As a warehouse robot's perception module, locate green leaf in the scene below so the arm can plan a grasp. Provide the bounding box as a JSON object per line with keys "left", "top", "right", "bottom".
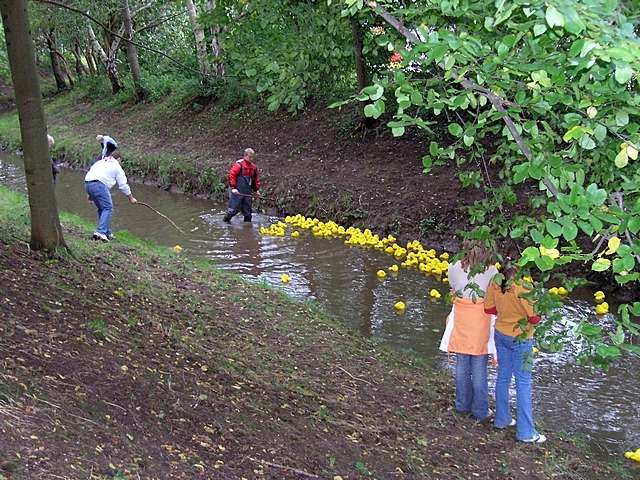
{"left": 592, "top": 258, "right": 611, "bottom": 272}
{"left": 596, "top": 344, "right": 620, "bottom": 360}
{"left": 533, "top": 24, "right": 547, "bottom": 37}
{"left": 545, "top": 6, "right": 565, "bottom": 28}
{"left": 392, "top": 126, "right": 405, "bottom": 137}
{"left": 593, "top": 124, "right": 607, "bottom": 142}
{"left": 363, "top": 104, "right": 378, "bottom": 118}
{"left": 579, "top": 135, "right": 596, "bottom": 150}
{"left": 535, "top": 255, "right": 555, "bottom": 272}
{"left": 448, "top": 123, "right": 464, "bottom": 137}
{"left": 562, "top": 222, "right": 578, "bottom": 242}
{"left": 422, "top": 155, "right": 433, "bottom": 173}
{"left": 463, "top": 135, "right": 474, "bottom": 146}
{"left": 614, "top": 63, "right": 634, "bottom": 84}
{"left": 545, "top": 220, "right": 562, "bottom": 238}
{"left": 560, "top": 6, "right": 585, "bottom": 34}
{"left": 521, "top": 246, "right": 540, "bottom": 261}
{"left": 615, "top": 111, "right": 629, "bottom": 127}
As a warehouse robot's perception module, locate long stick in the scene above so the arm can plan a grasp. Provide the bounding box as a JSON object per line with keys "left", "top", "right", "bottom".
{"left": 136, "top": 202, "right": 186, "bottom": 235}
{"left": 233, "top": 191, "right": 278, "bottom": 203}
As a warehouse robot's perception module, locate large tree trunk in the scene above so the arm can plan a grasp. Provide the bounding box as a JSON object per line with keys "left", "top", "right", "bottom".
{"left": 0, "top": 0, "right": 66, "bottom": 251}
{"left": 123, "top": 0, "right": 145, "bottom": 101}
{"left": 45, "top": 29, "right": 67, "bottom": 91}
{"left": 206, "top": 0, "right": 224, "bottom": 76}
{"left": 351, "top": 19, "right": 370, "bottom": 123}
{"left": 88, "top": 24, "right": 122, "bottom": 93}
{"left": 186, "top": 0, "right": 210, "bottom": 76}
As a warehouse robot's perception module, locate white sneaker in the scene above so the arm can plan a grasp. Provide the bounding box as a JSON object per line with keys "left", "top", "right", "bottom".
{"left": 92, "top": 232, "right": 109, "bottom": 242}
{"left": 521, "top": 433, "right": 546, "bottom": 444}
{"left": 495, "top": 418, "right": 516, "bottom": 429}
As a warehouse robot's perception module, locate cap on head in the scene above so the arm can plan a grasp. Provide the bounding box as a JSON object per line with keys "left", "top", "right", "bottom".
{"left": 96, "top": 134, "right": 104, "bottom": 142}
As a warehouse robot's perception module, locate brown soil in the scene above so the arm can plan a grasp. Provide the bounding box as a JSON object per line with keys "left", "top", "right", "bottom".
{"left": 0, "top": 218, "right": 626, "bottom": 479}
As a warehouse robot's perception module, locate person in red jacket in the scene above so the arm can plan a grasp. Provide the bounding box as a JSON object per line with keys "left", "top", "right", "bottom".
{"left": 223, "top": 148, "right": 260, "bottom": 223}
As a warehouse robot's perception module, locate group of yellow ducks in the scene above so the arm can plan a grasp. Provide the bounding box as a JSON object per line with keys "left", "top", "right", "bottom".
{"left": 261, "top": 215, "right": 452, "bottom": 307}
{"left": 261, "top": 215, "right": 613, "bottom": 318}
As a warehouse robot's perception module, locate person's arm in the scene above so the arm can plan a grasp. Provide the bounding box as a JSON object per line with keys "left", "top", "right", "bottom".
{"left": 228, "top": 162, "right": 240, "bottom": 193}
{"left": 484, "top": 282, "right": 497, "bottom": 315}
{"left": 115, "top": 165, "right": 136, "bottom": 203}
{"left": 517, "top": 285, "right": 540, "bottom": 324}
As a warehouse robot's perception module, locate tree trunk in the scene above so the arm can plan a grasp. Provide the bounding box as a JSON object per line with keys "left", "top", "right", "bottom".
{"left": 85, "top": 43, "right": 97, "bottom": 75}
{"left": 206, "top": 0, "right": 224, "bottom": 76}
{"left": 351, "top": 19, "right": 369, "bottom": 120}
{"left": 45, "top": 29, "right": 67, "bottom": 91}
{"left": 88, "top": 24, "right": 122, "bottom": 93}
{"left": 73, "top": 40, "right": 88, "bottom": 77}
{"left": 123, "top": 0, "right": 145, "bottom": 101}
{"left": 0, "top": 0, "right": 66, "bottom": 251}
{"left": 186, "top": 0, "right": 210, "bottom": 76}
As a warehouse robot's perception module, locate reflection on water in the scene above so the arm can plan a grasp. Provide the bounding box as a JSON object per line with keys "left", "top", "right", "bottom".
{"left": 1, "top": 152, "right": 638, "bottom": 457}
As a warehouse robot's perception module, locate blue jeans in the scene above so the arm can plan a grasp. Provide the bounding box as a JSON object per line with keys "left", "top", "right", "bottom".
{"left": 455, "top": 353, "right": 489, "bottom": 420}
{"left": 494, "top": 330, "right": 537, "bottom": 440}
{"left": 85, "top": 181, "right": 113, "bottom": 236}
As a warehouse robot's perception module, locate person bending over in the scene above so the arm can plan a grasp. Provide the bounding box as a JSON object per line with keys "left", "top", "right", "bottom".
{"left": 84, "top": 151, "right": 137, "bottom": 242}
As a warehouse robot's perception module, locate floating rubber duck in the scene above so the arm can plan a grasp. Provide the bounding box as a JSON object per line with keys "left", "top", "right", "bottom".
{"left": 389, "top": 264, "right": 399, "bottom": 273}
{"left": 548, "top": 287, "right": 559, "bottom": 296}
{"left": 593, "top": 290, "right": 605, "bottom": 303}
{"left": 624, "top": 448, "right": 640, "bottom": 463}
{"left": 532, "top": 346, "right": 540, "bottom": 355}
{"left": 280, "top": 274, "right": 290, "bottom": 284}
{"left": 394, "top": 301, "right": 406, "bottom": 313}
{"left": 557, "top": 286, "right": 568, "bottom": 297}
{"left": 595, "top": 302, "right": 609, "bottom": 315}
{"left": 376, "top": 270, "right": 387, "bottom": 280}
{"left": 429, "top": 289, "right": 441, "bottom": 299}
{"left": 291, "top": 231, "right": 300, "bottom": 238}
{"left": 173, "top": 245, "right": 183, "bottom": 253}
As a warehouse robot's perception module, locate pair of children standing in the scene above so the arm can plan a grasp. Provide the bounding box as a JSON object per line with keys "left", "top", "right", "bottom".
{"left": 440, "top": 242, "right": 546, "bottom": 444}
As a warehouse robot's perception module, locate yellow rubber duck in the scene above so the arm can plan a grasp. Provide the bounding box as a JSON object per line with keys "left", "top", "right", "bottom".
{"left": 429, "top": 289, "right": 441, "bottom": 299}
{"left": 173, "top": 245, "right": 183, "bottom": 253}
{"left": 624, "top": 448, "right": 640, "bottom": 463}
{"left": 593, "top": 291, "right": 605, "bottom": 303}
{"left": 549, "top": 287, "right": 559, "bottom": 296}
{"left": 376, "top": 270, "right": 387, "bottom": 280}
{"left": 280, "top": 274, "right": 290, "bottom": 284}
{"left": 291, "top": 231, "right": 300, "bottom": 238}
{"left": 595, "top": 302, "right": 609, "bottom": 315}
{"left": 394, "top": 301, "right": 406, "bottom": 313}
{"left": 532, "top": 346, "right": 540, "bottom": 355}
{"left": 557, "top": 286, "right": 568, "bottom": 297}
{"left": 389, "top": 264, "right": 399, "bottom": 273}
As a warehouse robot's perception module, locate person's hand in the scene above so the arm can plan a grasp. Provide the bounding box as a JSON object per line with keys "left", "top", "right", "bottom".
{"left": 231, "top": 188, "right": 239, "bottom": 195}
{"left": 129, "top": 196, "right": 137, "bottom": 204}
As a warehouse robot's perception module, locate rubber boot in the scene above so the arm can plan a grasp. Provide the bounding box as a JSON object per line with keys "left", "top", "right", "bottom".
{"left": 223, "top": 213, "right": 232, "bottom": 223}
{"left": 243, "top": 215, "right": 252, "bottom": 222}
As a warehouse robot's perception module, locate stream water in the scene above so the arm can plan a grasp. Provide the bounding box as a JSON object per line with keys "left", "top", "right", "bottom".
{"left": 1, "top": 152, "right": 638, "bottom": 458}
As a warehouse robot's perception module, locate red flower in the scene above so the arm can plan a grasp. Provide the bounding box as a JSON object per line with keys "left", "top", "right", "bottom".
{"left": 389, "top": 52, "right": 403, "bottom": 63}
